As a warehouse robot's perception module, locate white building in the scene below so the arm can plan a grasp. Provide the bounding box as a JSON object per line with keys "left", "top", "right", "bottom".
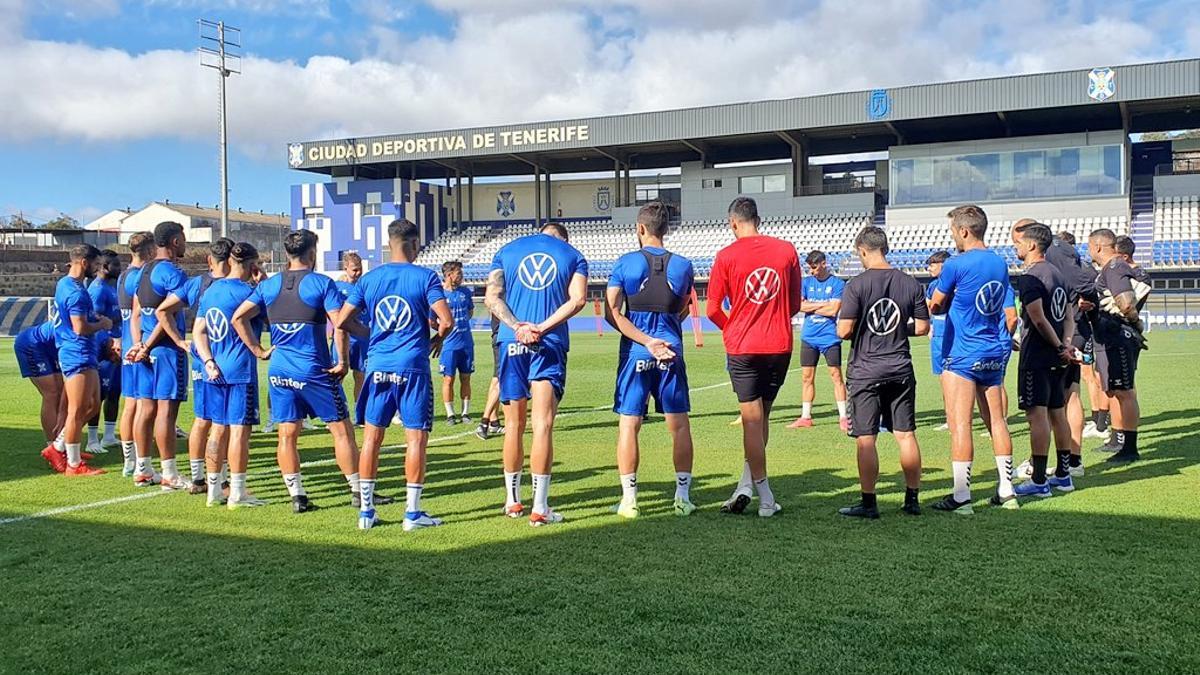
{"left": 84, "top": 201, "right": 289, "bottom": 260}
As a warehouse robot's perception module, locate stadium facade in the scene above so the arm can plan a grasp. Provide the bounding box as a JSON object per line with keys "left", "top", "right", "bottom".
{"left": 286, "top": 58, "right": 1200, "bottom": 284}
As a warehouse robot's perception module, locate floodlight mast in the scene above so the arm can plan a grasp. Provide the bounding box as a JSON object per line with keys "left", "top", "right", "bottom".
{"left": 198, "top": 19, "right": 241, "bottom": 240}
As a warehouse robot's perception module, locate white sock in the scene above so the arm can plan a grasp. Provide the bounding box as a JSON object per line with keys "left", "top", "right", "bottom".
{"left": 532, "top": 473, "right": 551, "bottom": 515}
{"left": 405, "top": 483, "right": 423, "bottom": 514}
{"left": 460, "top": 398, "right": 470, "bottom": 416}
{"left": 283, "top": 472, "right": 306, "bottom": 497}
{"left": 87, "top": 426, "right": 99, "bottom": 445}
{"left": 54, "top": 430, "right": 65, "bottom": 453}
{"left": 66, "top": 442, "right": 82, "bottom": 467}
{"left": 121, "top": 441, "right": 136, "bottom": 464}
{"left": 136, "top": 455, "right": 152, "bottom": 475}
{"left": 735, "top": 461, "right": 752, "bottom": 494}
{"left": 161, "top": 458, "right": 178, "bottom": 479}
{"left": 103, "top": 422, "right": 116, "bottom": 440}
{"left": 504, "top": 471, "right": 522, "bottom": 507}
{"left": 754, "top": 476, "right": 775, "bottom": 507}
{"left": 345, "top": 472, "right": 361, "bottom": 495}
{"left": 230, "top": 472, "right": 247, "bottom": 501}
{"left": 206, "top": 472, "right": 222, "bottom": 502}
{"left": 801, "top": 402, "right": 813, "bottom": 419}
{"left": 444, "top": 401, "right": 455, "bottom": 417}
{"left": 360, "top": 478, "right": 375, "bottom": 511}
{"left": 995, "top": 455, "right": 1015, "bottom": 498}
{"left": 619, "top": 472, "right": 638, "bottom": 505}
{"left": 836, "top": 400, "right": 847, "bottom": 418}
{"left": 190, "top": 459, "right": 205, "bottom": 484}
{"left": 952, "top": 460, "right": 972, "bottom": 502}
{"left": 675, "top": 472, "right": 692, "bottom": 501}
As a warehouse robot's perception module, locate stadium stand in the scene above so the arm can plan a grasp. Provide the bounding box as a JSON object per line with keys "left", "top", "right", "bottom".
{"left": 1152, "top": 195, "right": 1200, "bottom": 266}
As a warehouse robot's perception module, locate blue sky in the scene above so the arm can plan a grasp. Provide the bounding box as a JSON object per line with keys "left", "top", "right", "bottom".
{"left": 1, "top": 0, "right": 1196, "bottom": 226}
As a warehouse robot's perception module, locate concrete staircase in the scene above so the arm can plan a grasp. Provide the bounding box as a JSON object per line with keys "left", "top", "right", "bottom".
{"left": 1129, "top": 180, "right": 1155, "bottom": 267}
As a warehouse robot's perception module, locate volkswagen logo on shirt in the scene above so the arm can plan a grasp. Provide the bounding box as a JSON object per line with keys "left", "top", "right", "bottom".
{"left": 975, "top": 280, "right": 1006, "bottom": 316}
{"left": 120, "top": 308, "right": 132, "bottom": 322}
{"left": 1051, "top": 287, "right": 1068, "bottom": 323}
{"left": 205, "top": 308, "right": 230, "bottom": 342}
{"left": 866, "top": 298, "right": 901, "bottom": 336}
{"left": 141, "top": 307, "right": 154, "bottom": 316}
{"left": 374, "top": 295, "right": 413, "bottom": 332}
{"left": 274, "top": 322, "right": 306, "bottom": 335}
{"left": 745, "top": 267, "right": 781, "bottom": 305}
{"left": 517, "top": 253, "right": 557, "bottom": 291}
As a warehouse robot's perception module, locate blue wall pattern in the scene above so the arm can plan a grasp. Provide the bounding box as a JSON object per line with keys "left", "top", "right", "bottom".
{"left": 0, "top": 298, "right": 48, "bottom": 336}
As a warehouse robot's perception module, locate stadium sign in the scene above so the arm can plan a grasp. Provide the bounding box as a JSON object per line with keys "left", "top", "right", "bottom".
{"left": 1088, "top": 67, "right": 1116, "bottom": 102}
{"left": 292, "top": 124, "right": 591, "bottom": 166}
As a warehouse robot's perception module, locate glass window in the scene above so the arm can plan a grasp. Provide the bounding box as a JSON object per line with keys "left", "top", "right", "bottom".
{"left": 302, "top": 207, "right": 323, "bottom": 218}
{"left": 739, "top": 176, "right": 763, "bottom": 194}
{"left": 363, "top": 203, "right": 382, "bottom": 216}
{"left": 763, "top": 174, "right": 786, "bottom": 193}
{"left": 701, "top": 178, "right": 723, "bottom": 189}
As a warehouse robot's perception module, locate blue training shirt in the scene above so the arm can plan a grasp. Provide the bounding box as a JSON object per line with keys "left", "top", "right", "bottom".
{"left": 346, "top": 262, "right": 446, "bottom": 373}
{"left": 119, "top": 266, "right": 143, "bottom": 355}
{"left": 490, "top": 233, "right": 588, "bottom": 350}
{"left": 88, "top": 278, "right": 120, "bottom": 358}
{"left": 250, "top": 271, "right": 343, "bottom": 379}
{"left": 800, "top": 273, "right": 845, "bottom": 350}
{"left": 335, "top": 280, "right": 369, "bottom": 344}
{"left": 441, "top": 285, "right": 475, "bottom": 352}
{"left": 607, "top": 246, "right": 694, "bottom": 357}
{"left": 198, "top": 278, "right": 262, "bottom": 385}
{"left": 926, "top": 282, "right": 945, "bottom": 353}
{"left": 53, "top": 276, "right": 97, "bottom": 365}
{"left": 139, "top": 259, "right": 189, "bottom": 343}
{"left": 935, "top": 248, "right": 1012, "bottom": 361}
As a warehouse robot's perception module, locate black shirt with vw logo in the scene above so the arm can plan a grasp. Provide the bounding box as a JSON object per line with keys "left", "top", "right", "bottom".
{"left": 1016, "top": 260, "right": 1069, "bottom": 369}
{"left": 840, "top": 268, "right": 928, "bottom": 382}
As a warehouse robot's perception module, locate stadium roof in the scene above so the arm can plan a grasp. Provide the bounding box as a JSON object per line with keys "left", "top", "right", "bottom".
{"left": 288, "top": 58, "right": 1200, "bottom": 180}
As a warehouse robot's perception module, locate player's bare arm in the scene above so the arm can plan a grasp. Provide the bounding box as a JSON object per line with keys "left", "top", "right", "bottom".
{"left": 430, "top": 298, "right": 453, "bottom": 358}
{"left": 155, "top": 293, "right": 189, "bottom": 351}
{"left": 484, "top": 268, "right": 519, "bottom": 329}
{"left": 71, "top": 312, "right": 111, "bottom": 337}
{"left": 605, "top": 286, "right": 674, "bottom": 361}
{"left": 191, "top": 315, "right": 221, "bottom": 381}
{"left": 835, "top": 317, "right": 856, "bottom": 340}
{"left": 534, "top": 272, "right": 588, "bottom": 336}
{"left": 928, "top": 289, "right": 949, "bottom": 314}
{"left": 232, "top": 299, "right": 272, "bottom": 360}
{"left": 1024, "top": 297, "right": 1069, "bottom": 363}
{"left": 334, "top": 302, "right": 369, "bottom": 339}
{"left": 326, "top": 308, "right": 349, "bottom": 378}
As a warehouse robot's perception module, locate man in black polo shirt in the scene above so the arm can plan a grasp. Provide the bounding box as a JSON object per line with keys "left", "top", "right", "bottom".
{"left": 836, "top": 226, "right": 928, "bottom": 519}
{"left": 1010, "top": 225, "right": 1077, "bottom": 498}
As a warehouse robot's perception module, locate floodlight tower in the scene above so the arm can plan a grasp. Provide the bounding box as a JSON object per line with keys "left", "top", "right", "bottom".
{"left": 198, "top": 19, "right": 242, "bottom": 240}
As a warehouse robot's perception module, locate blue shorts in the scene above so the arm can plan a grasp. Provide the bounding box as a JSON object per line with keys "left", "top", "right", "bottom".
{"left": 206, "top": 381, "right": 260, "bottom": 426}
{"left": 497, "top": 341, "right": 567, "bottom": 403}
{"left": 357, "top": 370, "right": 433, "bottom": 430}
{"left": 99, "top": 360, "right": 120, "bottom": 397}
{"left": 438, "top": 346, "right": 475, "bottom": 377}
{"left": 930, "top": 340, "right": 946, "bottom": 376}
{"left": 192, "top": 370, "right": 211, "bottom": 420}
{"left": 332, "top": 338, "right": 367, "bottom": 372}
{"left": 944, "top": 352, "right": 1009, "bottom": 388}
{"left": 144, "top": 346, "right": 188, "bottom": 401}
{"left": 15, "top": 335, "right": 59, "bottom": 379}
{"left": 268, "top": 373, "right": 348, "bottom": 424}
{"left": 128, "top": 361, "right": 153, "bottom": 398}
{"left": 613, "top": 353, "right": 690, "bottom": 416}
{"left": 61, "top": 355, "right": 99, "bottom": 379}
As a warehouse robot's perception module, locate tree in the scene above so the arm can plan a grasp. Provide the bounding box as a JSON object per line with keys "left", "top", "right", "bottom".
{"left": 4, "top": 214, "right": 34, "bottom": 229}
{"left": 43, "top": 214, "right": 80, "bottom": 230}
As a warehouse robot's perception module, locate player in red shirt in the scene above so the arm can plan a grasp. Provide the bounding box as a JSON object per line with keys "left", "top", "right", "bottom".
{"left": 706, "top": 197, "right": 802, "bottom": 517}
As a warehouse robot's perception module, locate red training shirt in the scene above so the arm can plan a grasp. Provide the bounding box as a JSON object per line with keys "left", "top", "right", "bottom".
{"left": 706, "top": 234, "right": 802, "bottom": 355}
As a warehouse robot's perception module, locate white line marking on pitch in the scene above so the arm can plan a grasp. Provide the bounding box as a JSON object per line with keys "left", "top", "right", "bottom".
{"left": 0, "top": 492, "right": 163, "bottom": 526}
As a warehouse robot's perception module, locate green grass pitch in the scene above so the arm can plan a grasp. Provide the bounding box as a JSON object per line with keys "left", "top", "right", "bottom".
{"left": 1, "top": 332, "right": 1198, "bottom": 673}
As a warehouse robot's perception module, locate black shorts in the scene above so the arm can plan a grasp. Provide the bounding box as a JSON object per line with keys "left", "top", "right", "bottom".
{"left": 1017, "top": 367, "right": 1067, "bottom": 410}
{"left": 799, "top": 341, "right": 842, "bottom": 368}
{"left": 727, "top": 353, "right": 792, "bottom": 404}
{"left": 492, "top": 342, "right": 500, "bottom": 378}
{"left": 847, "top": 376, "right": 916, "bottom": 437}
{"left": 1065, "top": 362, "right": 1081, "bottom": 387}
{"left": 1097, "top": 340, "right": 1139, "bottom": 392}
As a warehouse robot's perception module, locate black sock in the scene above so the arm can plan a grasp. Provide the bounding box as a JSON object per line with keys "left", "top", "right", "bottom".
{"left": 1098, "top": 411, "right": 1110, "bottom": 432}
{"left": 1122, "top": 429, "right": 1138, "bottom": 454}
{"left": 1032, "top": 454, "right": 1049, "bottom": 483}
{"left": 1055, "top": 450, "right": 1071, "bottom": 478}
{"left": 1069, "top": 452, "right": 1083, "bottom": 467}
{"left": 861, "top": 492, "right": 877, "bottom": 509}
{"left": 904, "top": 487, "right": 919, "bottom": 505}
{"left": 1091, "top": 410, "right": 1101, "bottom": 426}
{"left": 1113, "top": 429, "right": 1126, "bottom": 447}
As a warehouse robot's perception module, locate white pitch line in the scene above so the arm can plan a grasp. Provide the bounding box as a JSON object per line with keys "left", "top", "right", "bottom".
{"left": 1, "top": 371, "right": 750, "bottom": 526}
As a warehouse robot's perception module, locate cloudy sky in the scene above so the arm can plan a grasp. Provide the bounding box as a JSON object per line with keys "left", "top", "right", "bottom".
{"left": 1, "top": 0, "right": 1197, "bottom": 225}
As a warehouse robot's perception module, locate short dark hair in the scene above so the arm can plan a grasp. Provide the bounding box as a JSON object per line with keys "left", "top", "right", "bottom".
{"left": 99, "top": 249, "right": 121, "bottom": 270}
{"left": 947, "top": 204, "right": 988, "bottom": 239}
{"left": 70, "top": 243, "right": 101, "bottom": 262}
{"left": 854, "top": 226, "right": 889, "bottom": 255}
{"left": 387, "top": 218, "right": 420, "bottom": 243}
{"left": 1056, "top": 231, "right": 1077, "bottom": 246}
{"left": 1088, "top": 228, "right": 1117, "bottom": 247}
{"left": 231, "top": 242, "right": 259, "bottom": 262}
{"left": 153, "top": 220, "right": 184, "bottom": 247}
{"left": 805, "top": 250, "right": 827, "bottom": 266}
{"left": 541, "top": 222, "right": 569, "bottom": 241}
{"left": 283, "top": 229, "right": 318, "bottom": 259}
{"left": 209, "top": 237, "right": 234, "bottom": 262}
{"left": 1115, "top": 235, "right": 1136, "bottom": 257}
{"left": 442, "top": 260, "right": 463, "bottom": 274}
{"left": 128, "top": 231, "right": 155, "bottom": 257}
{"left": 728, "top": 197, "right": 759, "bottom": 224}
{"left": 926, "top": 250, "right": 951, "bottom": 265}
{"left": 637, "top": 201, "right": 671, "bottom": 238}
{"left": 1021, "top": 224, "right": 1054, "bottom": 253}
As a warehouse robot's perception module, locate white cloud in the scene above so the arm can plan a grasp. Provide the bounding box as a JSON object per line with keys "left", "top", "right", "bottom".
{"left": 0, "top": 0, "right": 1196, "bottom": 162}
